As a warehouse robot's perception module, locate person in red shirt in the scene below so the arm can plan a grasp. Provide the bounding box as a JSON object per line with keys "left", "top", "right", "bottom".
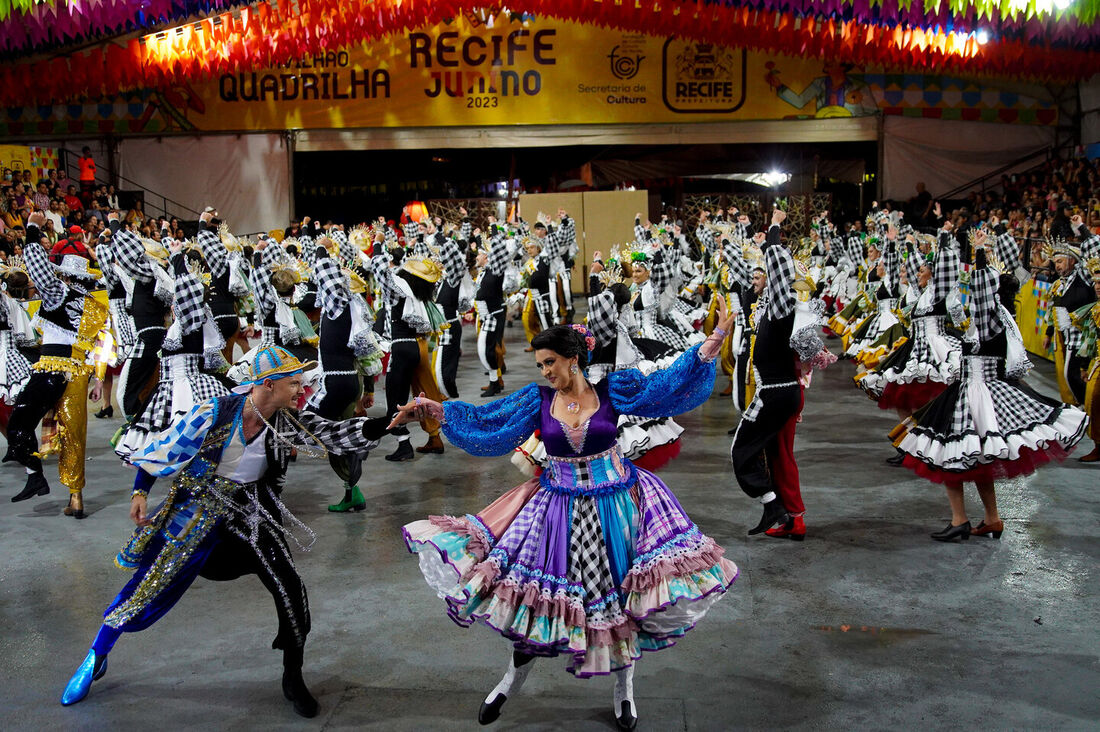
{"left": 77, "top": 146, "right": 96, "bottom": 202}
{"left": 63, "top": 185, "right": 83, "bottom": 214}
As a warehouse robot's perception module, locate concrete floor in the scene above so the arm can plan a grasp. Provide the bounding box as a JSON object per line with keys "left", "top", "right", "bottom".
{"left": 1, "top": 320, "right": 1098, "bottom": 731}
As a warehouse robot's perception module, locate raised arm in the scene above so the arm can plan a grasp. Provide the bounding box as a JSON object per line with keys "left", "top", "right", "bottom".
{"left": 169, "top": 246, "right": 205, "bottom": 335}
{"left": 932, "top": 228, "right": 961, "bottom": 305}
{"left": 969, "top": 243, "right": 1003, "bottom": 342}
{"left": 22, "top": 222, "right": 66, "bottom": 310}
{"left": 311, "top": 244, "right": 350, "bottom": 321}
{"left": 110, "top": 219, "right": 154, "bottom": 282}
{"left": 196, "top": 211, "right": 228, "bottom": 278}
{"left": 762, "top": 213, "right": 796, "bottom": 321}
{"left": 607, "top": 343, "right": 717, "bottom": 418}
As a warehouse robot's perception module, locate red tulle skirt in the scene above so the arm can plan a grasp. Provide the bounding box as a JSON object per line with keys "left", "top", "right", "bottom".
{"left": 879, "top": 381, "right": 947, "bottom": 414}
{"left": 901, "top": 443, "right": 1072, "bottom": 485}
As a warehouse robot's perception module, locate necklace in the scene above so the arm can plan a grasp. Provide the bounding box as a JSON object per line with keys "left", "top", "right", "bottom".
{"left": 566, "top": 400, "right": 580, "bottom": 415}
{"left": 246, "top": 396, "right": 328, "bottom": 460}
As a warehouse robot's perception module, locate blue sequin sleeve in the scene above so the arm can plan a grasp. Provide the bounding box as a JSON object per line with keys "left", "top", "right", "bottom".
{"left": 607, "top": 344, "right": 716, "bottom": 418}
{"left": 441, "top": 383, "right": 542, "bottom": 457}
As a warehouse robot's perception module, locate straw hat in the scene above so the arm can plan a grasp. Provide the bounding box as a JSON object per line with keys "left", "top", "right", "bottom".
{"left": 401, "top": 256, "right": 443, "bottom": 283}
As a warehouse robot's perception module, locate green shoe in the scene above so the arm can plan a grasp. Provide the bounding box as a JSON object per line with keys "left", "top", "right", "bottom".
{"left": 328, "top": 485, "right": 366, "bottom": 513}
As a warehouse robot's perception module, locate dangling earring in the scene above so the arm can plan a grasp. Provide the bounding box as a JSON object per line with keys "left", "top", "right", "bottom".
{"left": 570, "top": 364, "right": 577, "bottom": 376}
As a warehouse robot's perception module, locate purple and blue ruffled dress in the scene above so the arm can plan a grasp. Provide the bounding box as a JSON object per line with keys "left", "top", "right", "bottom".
{"left": 403, "top": 344, "right": 738, "bottom": 677}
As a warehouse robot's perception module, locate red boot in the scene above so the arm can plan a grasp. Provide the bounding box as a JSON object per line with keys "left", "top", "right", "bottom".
{"left": 765, "top": 515, "right": 806, "bottom": 541}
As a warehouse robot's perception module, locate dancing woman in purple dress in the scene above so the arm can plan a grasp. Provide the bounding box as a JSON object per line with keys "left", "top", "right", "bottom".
{"left": 393, "top": 301, "right": 737, "bottom": 730}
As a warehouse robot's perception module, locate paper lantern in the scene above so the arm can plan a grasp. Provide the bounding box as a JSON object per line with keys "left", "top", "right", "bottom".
{"left": 403, "top": 201, "right": 430, "bottom": 224}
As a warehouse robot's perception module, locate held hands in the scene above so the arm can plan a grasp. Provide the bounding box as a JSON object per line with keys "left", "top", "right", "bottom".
{"left": 753, "top": 232, "right": 766, "bottom": 245}
{"left": 388, "top": 392, "right": 440, "bottom": 428}
{"left": 359, "top": 391, "right": 375, "bottom": 411}
{"left": 130, "top": 495, "right": 152, "bottom": 527}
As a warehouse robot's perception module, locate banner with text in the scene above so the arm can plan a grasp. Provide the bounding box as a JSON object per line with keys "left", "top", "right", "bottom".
{"left": 0, "top": 15, "right": 1057, "bottom": 136}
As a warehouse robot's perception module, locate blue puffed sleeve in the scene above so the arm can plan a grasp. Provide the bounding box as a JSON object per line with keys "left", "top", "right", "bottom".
{"left": 441, "top": 383, "right": 541, "bottom": 457}
{"left": 607, "top": 343, "right": 716, "bottom": 419}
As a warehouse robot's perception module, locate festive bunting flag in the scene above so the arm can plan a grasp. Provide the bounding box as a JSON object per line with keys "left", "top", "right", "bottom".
{"left": 0, "top": 0, "right": 1098, "bottom": 108}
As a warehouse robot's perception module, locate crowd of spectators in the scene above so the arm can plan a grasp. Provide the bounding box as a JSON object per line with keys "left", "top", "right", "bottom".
{"left": 0, "top": 153, "right": 176, "bottom": 262}
{"left": 889, "top": 153, "right": 1100, "bottom": 280}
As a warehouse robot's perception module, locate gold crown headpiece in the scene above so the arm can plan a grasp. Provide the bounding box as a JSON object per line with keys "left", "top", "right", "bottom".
{"left": 344, "top": 267, "right": 369, "bottom": 294}
{"left": 1085, "top": 256, "right": 1100, "bottom": 280}
{"left": 743, "top": 242, "right": 765, "bottom": 271}
{"left": 218, "top": 222, "right": 244, "bottom": 253}
{"left": 269, "top": 259, "right": 302, "bottom": 285}
{"left": 349, "top": 225, "right": 374, "bottom": 252}
{"left": 0, "top": 256, "right": 28, "bottom": 277}
{"left": 968, "top": 230, "right": 1008, "bottom": 275}
{"left": 142, "top": 238, "right": 170, "bottom": 264}
{"left": 793, "top": 257, "right": 816, "bottom": 295}
{"left": 1042, "top": 237, "right": 1082, "bottom": 261}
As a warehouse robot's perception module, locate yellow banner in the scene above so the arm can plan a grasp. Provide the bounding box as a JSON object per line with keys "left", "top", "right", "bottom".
{"left": 182, "top": 16, "right": 884, "bottom": 131}
{"left": 0, "top": 144, "right": 34, "bottom": 175}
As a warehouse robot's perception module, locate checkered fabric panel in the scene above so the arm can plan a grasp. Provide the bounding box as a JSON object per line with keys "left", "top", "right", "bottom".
{"left": 586, "top": 290, "right": 619, "bottom": 347}
{"left": 438, "top": 238, "right": 467, "bottom": 288}
{"left": 969, "top": 263, "right": 1002, "bottom": 342}
{"left": 567, "top": 498, "right": 617, "bottom": 608}
{"left": 130, "top": 400, "right": 217, "bottom": 476}
{"left": 763, "top": 225, "right": 796, "bottom": 322}
{"left": 112, "top": 226, "right": 155, "bottom": 283}
{"left": 196, "top": 228, "right": 228, "bottom": 279}
{"left": 312, "top": 255, "right": 350, "bottom": 321}
{"left": 22, "top": 234, "right": 66, "bottom": 311}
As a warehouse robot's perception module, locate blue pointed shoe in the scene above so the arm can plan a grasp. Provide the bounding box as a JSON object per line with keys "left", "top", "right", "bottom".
{"left": 61, "top": 650, "right": 108, "bottom": 706}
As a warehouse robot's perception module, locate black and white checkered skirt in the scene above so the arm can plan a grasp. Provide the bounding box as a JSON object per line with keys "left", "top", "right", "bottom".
{"left": 895, "top": 355, "right": 1088, "bottom": 480}
{"left": 117, "top": 353, "right": 228, "bottom": 459}
{"left": 0, "top": 330, "right": 31, "bottom": 403}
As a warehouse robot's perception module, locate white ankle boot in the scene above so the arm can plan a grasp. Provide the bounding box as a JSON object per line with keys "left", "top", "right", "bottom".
{"left": 478, "top": 653, "right": 534, "bottom": 725}
{"left": 614, "top": 666, "right": 638, "bottom": 730}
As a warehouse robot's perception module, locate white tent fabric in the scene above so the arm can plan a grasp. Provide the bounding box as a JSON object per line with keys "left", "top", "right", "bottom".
{"left": 883, "top": 116, "right": 1054, "bottom": 201}
{"left": 119, "top": 133, "right": 289, "bottom": 234}
{"left": 297, "top": 116, "right": 879, "bottom": 151}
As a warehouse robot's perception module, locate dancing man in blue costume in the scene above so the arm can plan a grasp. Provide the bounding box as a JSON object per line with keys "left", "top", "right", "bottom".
{"left": 60, "top": 347, "right": 389, "bottom": 718}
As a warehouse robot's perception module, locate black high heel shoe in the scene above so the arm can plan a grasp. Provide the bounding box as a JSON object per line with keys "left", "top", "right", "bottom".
{"left": 94, "top": 405, "right": 113, "bottom": 419}
{"left": 930, "top": 521, "right": 971, "bottom": 542}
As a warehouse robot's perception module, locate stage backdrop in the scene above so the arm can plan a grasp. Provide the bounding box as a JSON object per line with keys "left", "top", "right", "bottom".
{"left": 0, "top": 15, "right": 1057, "bottom": 136}
{"left": 118, "top": 134, "right": 289, "bottom": 234}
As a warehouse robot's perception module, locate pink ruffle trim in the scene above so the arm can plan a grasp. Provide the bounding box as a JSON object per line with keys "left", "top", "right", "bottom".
{"left": 427, "top": 514, "right": 492, "bottom": 560}
{"left": 621, "top": 537, "right": 729, "bottom": 594}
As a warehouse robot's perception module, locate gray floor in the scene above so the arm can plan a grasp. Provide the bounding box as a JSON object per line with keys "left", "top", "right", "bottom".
{"left": 1, "top": 320, "right": 1098, "bottom": 731}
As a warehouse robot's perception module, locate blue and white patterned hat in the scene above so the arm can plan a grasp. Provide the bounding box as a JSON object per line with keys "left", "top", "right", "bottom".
{"left": 231, "top": 345, "right": 317, "bottom": 394}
